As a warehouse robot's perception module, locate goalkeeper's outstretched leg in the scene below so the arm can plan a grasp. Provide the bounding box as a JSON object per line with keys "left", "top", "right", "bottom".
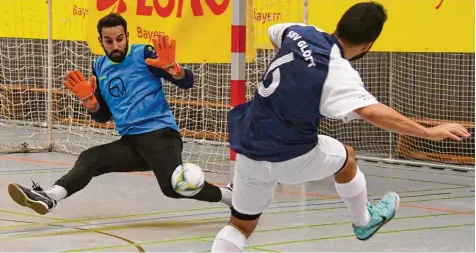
{"left": 8, "top": 137, "right": 146, "bottom": 215}
{"left": 7, "top": 128, "right": 232, "bottom": 215}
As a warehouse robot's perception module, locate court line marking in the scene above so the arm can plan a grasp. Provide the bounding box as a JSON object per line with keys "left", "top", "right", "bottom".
{"left": 0, "top": 155, "right": 473, "bottom": 187}
{"left": 247, "top": 246, "right": 280, "bottom": 252}
{"left": 191, "top": 209, "right": 476, "bottom": 253}
{"left": 0, "top": 156, "right": 73, "bottom": 167}
{"left": 3, "top": 157, "right": 471, "bottom": 178}
{"left": 0, "top": 156, "right": 473, "bottom": 233}
{"left": 359, "top": 161, "right": 475, "bottom": 176}
{"left": 0, "top": 195, "right": 472, "bottom": 242}
{"left": 1, "top": 169, "right": 472, "bottom": 222}
{"left": 0, "top": 185, "right": 469, "bottom": 231}
{"left": 0, "top": 156, "right": 472, "bottom": 252}
{"left": 0, "top": 192, "right": 472, "bottom": 238}
{"left": 0, "top": 218, "right": 145, "bottom": 253}
{"left": 363, "top": 173, "right": 473, "bottom": 187}
{"left": 0, "top": 192, "right": 472, "bottom": 246}
{"left": 3, "top": 163, "right": 472, "bottom": 215}
{"left": 248, "top": 223, "right": 475, "bottom": 250}
{"left": 0, "top": 167, "right": 70, "bottom": 175}
{"left": 0, "top": 192, "right": 472, "bottom": 235}
{"left": 2, "top": 154, "right": 473, "bottom": 177}
{"left": 56, "top": 213, "right": 471, "bottom": 252}
{"left": 272, "top": 189, "right": 475, "bottom": 215}
{"left": 66, "top": 213, "right": 462, "bottom": 251}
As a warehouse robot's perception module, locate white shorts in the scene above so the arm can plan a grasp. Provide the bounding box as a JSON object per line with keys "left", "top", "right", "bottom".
{"left": 232, "top": 135, "right": 347, "bottom": 216}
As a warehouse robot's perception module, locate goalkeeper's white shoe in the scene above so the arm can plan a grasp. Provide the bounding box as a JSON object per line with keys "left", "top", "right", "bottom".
{"left": 220, "top": 183, "right": 233, "bottom": 207}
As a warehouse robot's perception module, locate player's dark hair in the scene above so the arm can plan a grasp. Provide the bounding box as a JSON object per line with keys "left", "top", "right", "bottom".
{"left": 97, "top": 13, "right": 128, "bottom": 37}
{"left": 335, "top": 1, "right": 387, "bottom": 45}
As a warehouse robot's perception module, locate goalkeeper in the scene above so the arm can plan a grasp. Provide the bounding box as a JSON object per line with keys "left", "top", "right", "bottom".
{"left": 7, "top": 13, "right": 233, "bottom": 215}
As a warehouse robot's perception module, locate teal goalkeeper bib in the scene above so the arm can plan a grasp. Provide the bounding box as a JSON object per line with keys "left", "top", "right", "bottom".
{"left": 93, "top": 44, "right": 179, "bottom": 136}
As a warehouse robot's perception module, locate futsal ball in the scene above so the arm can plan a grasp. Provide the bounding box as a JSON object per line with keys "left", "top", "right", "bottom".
{"left": 171, "top": 163, "right": 205, "bottom": 197}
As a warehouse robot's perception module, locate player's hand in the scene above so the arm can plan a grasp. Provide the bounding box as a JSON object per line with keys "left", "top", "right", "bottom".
{"left": 425, "top": 123, "right": 471, "bottom": 141}
{"left": 145, "top": 35, "right": 182, "bottom": 76}
{"left": 64, "top": 70, "right": 98, "bottom": 110}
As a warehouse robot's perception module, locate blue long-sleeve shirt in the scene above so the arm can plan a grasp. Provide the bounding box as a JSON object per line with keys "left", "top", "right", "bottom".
{"left": 88, "top": 44, "right": 194, "bottom": 135}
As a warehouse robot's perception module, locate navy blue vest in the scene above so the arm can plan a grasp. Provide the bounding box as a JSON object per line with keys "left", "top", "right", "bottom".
{"left": 228, "top": 25, "right": 341, "bottom": 162}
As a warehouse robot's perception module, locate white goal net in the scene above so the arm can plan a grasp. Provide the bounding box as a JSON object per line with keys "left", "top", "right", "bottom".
{"left": 0, "top": 0, "right": 474, "bottom": 172}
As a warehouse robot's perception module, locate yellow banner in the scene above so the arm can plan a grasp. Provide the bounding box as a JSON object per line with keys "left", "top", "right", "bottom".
{"left": 307, "top": 0, "right": 475, "bottom": 53}
{"left": 251, "top": 0, "right": 305, "bottom": 49}
{"left": 0, "top": 0, "right": 473, "bottom": 59}
{"left": 86, "top": 0, "right": 234, "bottom": 63}
{"left": 0, "top": 0, "right": 245, "bottom": 63}
{"left": 0, "top": 0, "right": 89, "bottom": 41}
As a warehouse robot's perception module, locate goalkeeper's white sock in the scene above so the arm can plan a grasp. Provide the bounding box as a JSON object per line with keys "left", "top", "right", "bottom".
{"left": 211, "top": 225, "right": 246, "bottom": 252}
{"left": 44, "top": 185, "right": 67, "bottom": 202}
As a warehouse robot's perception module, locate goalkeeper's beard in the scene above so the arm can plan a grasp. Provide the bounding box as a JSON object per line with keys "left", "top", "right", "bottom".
{"left": 104, "top": 42, "right": 129, "bottom": 63}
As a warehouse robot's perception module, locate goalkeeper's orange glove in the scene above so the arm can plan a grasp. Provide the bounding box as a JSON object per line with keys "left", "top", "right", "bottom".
{"left": 145, "top": 35, "right": 183, "bottom": 77}
{"left": 64, "top": 70, "right": 98, "bottom": 111}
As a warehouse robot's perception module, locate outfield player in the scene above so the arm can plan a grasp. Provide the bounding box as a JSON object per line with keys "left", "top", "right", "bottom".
{"left": 7, "top": 13, "right": 233, "bottom": 215}
{"left": 210, "top": 2, "right": 470, "bottom": 251}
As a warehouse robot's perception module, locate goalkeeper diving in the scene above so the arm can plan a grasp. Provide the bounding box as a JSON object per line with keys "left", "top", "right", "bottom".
{"left": 7, "top": 13, "right": 233, "bottom": 215}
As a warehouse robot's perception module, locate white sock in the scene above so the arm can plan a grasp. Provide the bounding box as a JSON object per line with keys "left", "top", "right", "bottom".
{"left": 219, "top": 187, "right": 233, "bottom": 206}
{"left": 334, "top": 167, "right": 371, "bottom": 227}
{"left": 44, "top": 185, "right": 67, "bottom": 202}
{"left": 211, "top": 225, "right": 246, "bottom": 252}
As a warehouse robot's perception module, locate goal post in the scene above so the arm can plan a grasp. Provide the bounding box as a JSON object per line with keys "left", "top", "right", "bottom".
{"left": 0, "top": 0, "right": 473, "bottom": 172}
{"left": 230, "top": 0, "right": 247, "bottom": 163}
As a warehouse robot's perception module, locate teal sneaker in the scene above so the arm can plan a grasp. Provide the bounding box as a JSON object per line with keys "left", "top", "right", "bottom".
{"left": 353, "top": 191, "right": 400, "bottom": 240}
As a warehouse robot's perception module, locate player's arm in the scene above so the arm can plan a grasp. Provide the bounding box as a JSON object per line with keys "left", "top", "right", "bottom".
{"left": 64, "top": 67, "right": 112, "bottom": 123}
{"left": 354, "top": 104, "right": 430, "bottom": 139}
{"left": 268, "top": 23, "right": 300, "bottom": 50}
{"left": 354, "top": 103, "right": 469, "bottom": 141}
{"left": 87, "top": 66, "right": 113, "bottom": 123}
{"left": 144, "top": 44, "right": 194, "bottom": 89}
{"left": 268, "top": 23, "right": 323, "bottom": 50}
{"left": 144, "top": 36, "right": 194, "bottom": 89}
{"left": 320, "top": 68, "right": 470, "bottom": 141}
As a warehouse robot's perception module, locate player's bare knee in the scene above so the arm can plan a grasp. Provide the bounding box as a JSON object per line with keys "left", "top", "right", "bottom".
{"left": 230, "top": 207, "right": 261, "bottom": 238}
{"left": 334, "top": 145, "right": 357, "bottom": 183}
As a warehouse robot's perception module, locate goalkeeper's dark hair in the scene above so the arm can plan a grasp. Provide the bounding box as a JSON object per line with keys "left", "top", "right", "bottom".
{"left": 335, "top": 1, "right": 387, "bottom": 45}
{"left": 97, "top": 13, "right": 128, "bottom": 37}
